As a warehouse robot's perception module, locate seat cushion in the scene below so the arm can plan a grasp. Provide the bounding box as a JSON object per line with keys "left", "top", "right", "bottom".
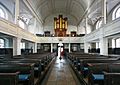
{"left": 19, "top": 74, "right": 30, "bottom": 81}
{"left": 84, "top": 67, "right": 89, "bottom": 71}
{"left": 92, "top": 74, "right": 104, "bottom": 80}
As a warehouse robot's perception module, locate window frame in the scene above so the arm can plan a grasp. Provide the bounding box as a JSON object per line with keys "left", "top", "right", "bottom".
{"left": 0, "top": 4, "right": 8, "bottom": 19}
{"left": 112, "top": 4, "right": 120, "bottom": 20}
{"left": 0, "top": 38, "right": 5, "bottom": 48}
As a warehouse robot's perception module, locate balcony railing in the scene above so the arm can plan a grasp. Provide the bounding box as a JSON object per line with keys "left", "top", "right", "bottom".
{"left": 36, "top": 34, "right": 85, "bottom": 37}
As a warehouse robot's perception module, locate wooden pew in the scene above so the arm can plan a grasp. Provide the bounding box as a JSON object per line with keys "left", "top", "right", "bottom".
{"left": 104, "top": 72, "right": 120, "bottom": 85}
{"left": 88, "top": 63, "right": 120, "bottom": 85}
{"left": 67, "top": 52, "right": 120, "bottom": 85}
{"left": 0, "top": 71, "right": 19, "bottom": 85}
{"left": 0, "top": 52, "right": 55, "bottom": 85}
{"left": 69, "top": 55, "right": 118, "bottom": 72}
{"left": 0, "top": 63, "right": 34, "bottom": 85}
{"left": 13, "top": 53, "right": 54, "bottom": 71}
{"left": 77, "top": 58, "right": 119, "bottom": 78}
{"left": 88, "top": 64, "right": 108, "bottom": 85}
{"left": 8, "top": 59, "right": 41, "bottom": 76}
{"left": 104, "top": 64, "right": 120, "bottom": 85}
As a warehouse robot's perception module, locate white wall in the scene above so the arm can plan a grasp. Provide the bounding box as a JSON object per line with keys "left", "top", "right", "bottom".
{"left": 28, "top": 18, "right": 44, "bottom": 34}
{"left": 66, "top": 25, "right": 77, "bottom": 34}
{"left": 36, "top": 22, "right": 44, "bottom": 34}
{"left": 77, "top": 26, "right": 86, "bottom": 34}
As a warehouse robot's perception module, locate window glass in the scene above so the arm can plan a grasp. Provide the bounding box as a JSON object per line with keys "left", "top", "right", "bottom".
{"left": 112, "top": 5, "right": 120, "bottom": 20}
{"left": 115, "top": 8, "right": 120, "bottom": 19}
{"left": 0, "top": 8, "right": 5, "bottom": 18}
{"left": 116, "top": 38, "right": 120, "bottom": 48}
{"left": 20, "top": 42, "right": 25, "bottom": 49}
{"left": 0, "top": 39, "right": 4, "bottom": 48}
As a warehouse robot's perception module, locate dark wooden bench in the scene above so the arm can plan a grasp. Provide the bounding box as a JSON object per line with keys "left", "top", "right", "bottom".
{"left": 12, "top": 53, "right": 54, "bottom": 71}
{"left": 0, "top": 52, "right": 55, "bottom": 85}
{"left": 67, "top": 52, "right": 120, "bottom": 85}
{"left": 88, "top": 63, "right": 120, "bottom": 85}
{"left": 88, "top": 64, "right": 109, "bottom": 85}
{"left": 104, "top": 64, "right": 120, "bottom": 85}
{"left": 0, "top": 59, "right": 41, "bottom": 77}
{"left": 0, "top": 71, "right": 19, "bottom": 85}
{"left": 0, "top": 63, "right": 34, "bottom": 85}
{"left": 78, "top": 58, "right": 119, "bottom": 78}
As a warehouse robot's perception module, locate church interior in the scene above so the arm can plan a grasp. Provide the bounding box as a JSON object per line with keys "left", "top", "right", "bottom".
{"left": 0, "top": 0, "right": 120, "bottom": 85}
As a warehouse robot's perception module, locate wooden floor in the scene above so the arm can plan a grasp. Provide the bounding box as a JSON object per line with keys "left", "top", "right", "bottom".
{"left": 41, "top": 56, "right": 80, "bottom": 85}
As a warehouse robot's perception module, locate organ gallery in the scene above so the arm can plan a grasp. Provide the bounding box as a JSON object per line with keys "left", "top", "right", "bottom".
{"left": 54, "top": 15, "right": 68, "bottom": 37}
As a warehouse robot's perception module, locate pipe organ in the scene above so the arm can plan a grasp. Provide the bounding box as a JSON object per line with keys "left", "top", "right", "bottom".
{"left": 54, "top": 15, "right": 68, "bottom": 37}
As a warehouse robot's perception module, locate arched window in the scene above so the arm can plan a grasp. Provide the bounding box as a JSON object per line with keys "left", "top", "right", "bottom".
{"left": 115, "top": 8, "right": 120, "bottom": 19}
{"left": 96, "top": 20, "right": 102, "bottom": 29}
{"left": 0, "top": 8, "right": 5, "bottom": 18}
{"left": 112, "top": 5, "right": 120, "bottom": 20}
{"left": 0, "top": 39, "right": 4, "bottom": 48}
{"left": 0, "top": 4, "right": 8, "bottom": 19}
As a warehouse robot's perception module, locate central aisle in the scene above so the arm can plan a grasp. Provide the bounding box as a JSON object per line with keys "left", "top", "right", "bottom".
{"left": 43, "top": 56, "right": 79, "bottom": 85}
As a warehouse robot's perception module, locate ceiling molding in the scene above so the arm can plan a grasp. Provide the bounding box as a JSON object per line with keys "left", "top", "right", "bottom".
{"left": 36, "top": 0, "right": 47, "bottom": 10}
{"left": 77, "top": 0, "right": 96, "bottom": 26}
{"left": 36, "top": 0, "right": 48, "bottom": 11}
{"left": 66, "top": 0, "right": 72, "bottom": 14}
{"left": 74, "top": 0, "right": 86, "bottom": 11}
{"left": 51, "top": 0, "right": 55, "bottom": 13}
{"left": 23, "top": 0, "right": 43, "bottom": 25}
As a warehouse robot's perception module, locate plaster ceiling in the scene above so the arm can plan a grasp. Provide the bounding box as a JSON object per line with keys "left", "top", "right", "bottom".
{"left": 0, "top": 0, "right": 120, "bottom": 26}
{"left": 28, "top": 0, "right": 95, "bottom": 25}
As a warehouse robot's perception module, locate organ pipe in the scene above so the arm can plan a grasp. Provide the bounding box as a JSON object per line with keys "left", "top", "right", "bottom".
{"left": 54, "top": 17, "right": 57, "bottom": 29}
{"left": 54, "top": 15, "right": 68, "bottom": 30}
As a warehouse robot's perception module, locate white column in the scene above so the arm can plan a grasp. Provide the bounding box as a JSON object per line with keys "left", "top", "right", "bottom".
{"left": 15, "top": 0, "right": 20, "bottom": 24}
{"left": 33, "top": 42, "right": 37, "bottom": 53}
{"left": 112, "top": 38, "right": 116, "bottom": 48}
{"left": 33, "top": 18, "right": 37, "bottom": 34}
{"left": 102, "top": 0, "right": 107, "bottom": 24}
{"left": 84, "top": 42, "right": 89, "bottom": 53}
{"left": 51, "top": 43, "right": 53, "bottom": 53}
{"left": 100, "top": 38, "right": 108, "bottom": 55}
{"left": 96, "top": 42, "right": 99, "bottom": 49}
{"left": 13, "top": 37, "right": 21, "bottom": 56}
{"left": 69, "top": 43, "right": 71, "bottom": 53}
